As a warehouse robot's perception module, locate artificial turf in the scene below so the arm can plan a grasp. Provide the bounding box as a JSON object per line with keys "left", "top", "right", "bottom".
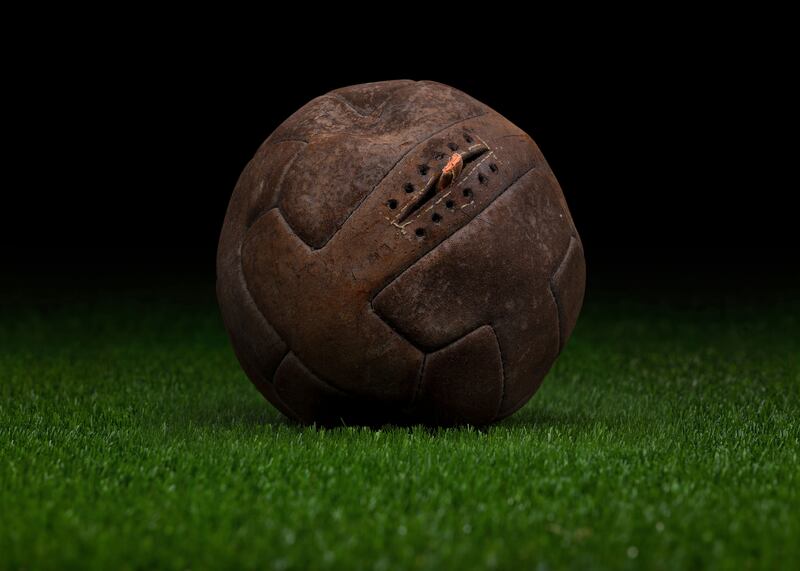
{"left": 1, "top": 277, "right": 798, "bottom": 570}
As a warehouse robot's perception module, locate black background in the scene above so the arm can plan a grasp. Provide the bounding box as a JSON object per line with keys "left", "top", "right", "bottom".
{"left": 5, "top": 33, "right": 796, "bottom": 294}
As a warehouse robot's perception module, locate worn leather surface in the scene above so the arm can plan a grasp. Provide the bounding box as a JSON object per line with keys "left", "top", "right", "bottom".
{"left": 217, "top": 80, "right": 585, "bottom": 426}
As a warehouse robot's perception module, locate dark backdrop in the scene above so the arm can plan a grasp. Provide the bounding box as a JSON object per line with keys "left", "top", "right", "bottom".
{"left": 5, "top": 38, "right": 795, "bottom": 294}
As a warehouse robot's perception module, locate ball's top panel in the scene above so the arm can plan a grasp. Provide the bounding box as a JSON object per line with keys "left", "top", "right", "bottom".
{"left": 263, "top": 80, "right": 491, "bottom": 248}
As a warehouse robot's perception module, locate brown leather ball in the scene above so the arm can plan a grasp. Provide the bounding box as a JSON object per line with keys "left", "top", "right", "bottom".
{"left": 217, "top": 80, "right": 585, "bottom": 426}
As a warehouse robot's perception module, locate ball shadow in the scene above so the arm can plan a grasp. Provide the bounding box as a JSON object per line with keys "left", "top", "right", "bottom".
{"left": 186, "top": 392, "right": 599, "bottom": 435}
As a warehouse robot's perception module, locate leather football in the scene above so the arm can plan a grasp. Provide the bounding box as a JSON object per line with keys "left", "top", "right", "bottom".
{"left": 217, "top": 80, "right": 585, "bottom": 426}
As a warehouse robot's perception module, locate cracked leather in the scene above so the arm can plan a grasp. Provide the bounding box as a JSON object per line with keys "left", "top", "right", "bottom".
{"left": 217, "top": 80, "right": 585, "bottom": 426}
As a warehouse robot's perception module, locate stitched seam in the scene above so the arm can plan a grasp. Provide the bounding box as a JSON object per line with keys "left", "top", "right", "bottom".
{"left": 550, "top": 235, "right": 577, "bottom": 352}
{"left": 548, "top": 279, "right": 564, "bottom": 352}
{"left": 488, "top": 324, "right": 507, "bottom": 422}
{"left": 246, "top": 142, "right": 307, "bottom": 230}
{"left": 325, "top": 93, "right": 386, "bottom": 119}
{"left": 267, "top": 137, "right": 309, "bottom": 146}
{"left": 370, "top": 163, "right": 537, "bottom": 304}
{"left": 236, "top": 240, "right": 286, "bottom": 371}
{"left": 271, "top": 350, "right": 302, "bottom": 421}
{"left": 547, "top": 277, "right": 564, "bottom": 352}
{"left": 239, "top": 235, "right": 354, "bottom": 397}
{"left": 281, "top": 350, "right": 350, "bottom": 397}
{"left": 417, "top": 323, "right": 505, "bottom": 419}
{"left": 313, "top": 112, "right": 489, "bottom": 250}
{"left": 247, "top": 206, "right": 302, "bottom": 251}
{"left": 410, "top": 354, "right": 427, "bottom": 406}
{"left": 368, "top": 298, "right": 424, "bottom": 351}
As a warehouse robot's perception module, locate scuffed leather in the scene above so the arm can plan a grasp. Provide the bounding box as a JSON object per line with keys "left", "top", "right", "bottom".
{"left": 217, "top": 80, "right": 585, "bottom": 426}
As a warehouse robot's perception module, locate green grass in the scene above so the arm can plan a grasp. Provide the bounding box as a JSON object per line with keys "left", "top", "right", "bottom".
{"left": 1, "top": 279, "right": 799, "bottom": 570}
